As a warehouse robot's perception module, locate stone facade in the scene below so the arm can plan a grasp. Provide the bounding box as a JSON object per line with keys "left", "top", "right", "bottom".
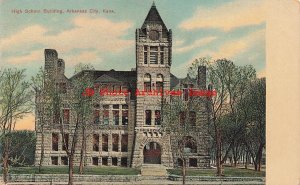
{"left": 35, "top": 3, "right": 210, "bottom": 168}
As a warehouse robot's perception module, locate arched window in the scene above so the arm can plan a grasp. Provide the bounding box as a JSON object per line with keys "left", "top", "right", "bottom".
{"left": 184, "top": 136, "right": 197, "bottom": 153}
{"left": 156, "top": 74, "right": 163, "bottom": 92}
{"left": 144, "top": 74, "right": 151, "bottom": 92}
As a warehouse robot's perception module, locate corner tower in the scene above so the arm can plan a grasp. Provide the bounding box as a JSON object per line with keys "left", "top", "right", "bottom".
{"left": 132, "top": 3, "right": 173, "bottom": 168}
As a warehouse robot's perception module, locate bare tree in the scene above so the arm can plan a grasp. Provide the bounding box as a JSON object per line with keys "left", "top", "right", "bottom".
{"left": 0, "top": 68, "right": 32, "bottom": 183}
{"left": 162, "top": 95, "right": 206, "bottom": 185}
{"left": 31, "top": 67, "right": 49, "bottom": 172}
{"left": 240, "top": 78, "right": 265, "bottom": 171}
{"left": 188, "top": 58, "right": 257, "bottom": 175}
{"left": 73, "top": 63, "right": 95, "bottom": 174}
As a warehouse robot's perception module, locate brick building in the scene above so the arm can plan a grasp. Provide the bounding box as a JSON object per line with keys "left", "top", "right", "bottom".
{"left": 35, "top": 3, "right": 211, "bottom": 168}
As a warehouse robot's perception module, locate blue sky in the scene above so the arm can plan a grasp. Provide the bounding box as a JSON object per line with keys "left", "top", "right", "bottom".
{"left": 0, "top": 0, "right": 265, "bottom": 79}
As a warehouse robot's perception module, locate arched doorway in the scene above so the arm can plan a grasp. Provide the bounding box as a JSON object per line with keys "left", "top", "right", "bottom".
{"left": 143, "top": 142, "right": 161, "bottom": 164}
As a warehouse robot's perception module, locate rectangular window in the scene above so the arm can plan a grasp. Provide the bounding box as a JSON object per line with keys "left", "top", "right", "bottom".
{"left": 144, "top": 82, "right": 151, "bottom": 92}
{"left": 160, "top": 46, "right": 164, "bottom": 64}
{"left": 150, "top": 46, "right": 158, "bottom": 64}
{"left": 179, "top": 111, "right": 186, "bottom": 125}
{"left": 189, "top": 111, "right": 196, "bottom": 126}
{"left": 155, "top": 110, "right": 161, "bottom": 125}
{"left": 94, "top": 110, "right": 100, "bottom": 124}
{"left": 121, "top": 134, "right": 128, "bottom": 152}
{"left": 145, "top": 110, "right": 151, "bottom": 125}
{"left": 112, "top": 157, "right": 118, "bottom": 166}
{"left": 102, "top": 134, "right": 108, "bottom": 152}
{"left": 103, "top": 110, "right": 109, "bottom": 125}
{"left": 122, "top": 110, "right": 128, "bottom": 125}
{"left": 63, "top": 109, "right": 70, "bottom": 124}
{"left": 52, "top": 133, "right": 58, "bottom": 151}
{"left": 51, "top": 157, "right": 58, "bottom": 165}
{"left": 144, "top": 46, "right": 148, "bottom": 64}
{"left": 61, "top": 157, "right": 68, "bottom": 165}
{"left": 92, "top": 157, "right": 99, "bottom": 165}
{"left": 189, "top": 158, "right": 198, "bottom": 167}
{"left": 102, "top": 157, "right": 108, "bottom": 166}
{"left": 62, "top": 133, "right": 69, "bottom": 151}
{"left": 112, "top": 134, "right": 119, "bottom": 152}
{"left": 93, "top": 134, "right": 99, "bottom": 151}
{"left": 121, "top": 157, "right": 128, "bottom": 167}
{"left": 113, "top": 110, "right": 119, "bottom": 125}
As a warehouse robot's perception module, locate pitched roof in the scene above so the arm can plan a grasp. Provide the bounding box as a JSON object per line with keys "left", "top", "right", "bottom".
{"left": 70, "top": 70, "right": 136, "bottom": 83}
{"left": 141, "top": 3, "right": 168, "bottom": 31}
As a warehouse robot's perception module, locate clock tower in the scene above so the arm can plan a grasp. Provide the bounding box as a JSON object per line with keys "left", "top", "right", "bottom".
{"left": 132, "top": 2, "right": 173, "bottom": 167}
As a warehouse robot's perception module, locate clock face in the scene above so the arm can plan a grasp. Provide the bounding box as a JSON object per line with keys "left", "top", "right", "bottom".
{"left": 149, "top": 30, "right": 159, "bottom": 41}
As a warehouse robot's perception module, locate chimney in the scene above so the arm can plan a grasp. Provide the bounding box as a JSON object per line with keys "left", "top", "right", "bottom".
{"left": 197, "top": 66, "right": 206, "bottom": 89}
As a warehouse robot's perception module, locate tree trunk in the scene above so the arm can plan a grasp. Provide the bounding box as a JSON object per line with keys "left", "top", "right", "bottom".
{"left": 68, "top": 154, "right": 74, "bottom": 185}
{"left": 79, "top": 128, "right": 86, "bottom": 174}
{"left": 2, "top": 135, "right": 11, "bottom": 183}
{"left": 256, "top": 144, "right": 263, "bottom": 171}
{"left": 182, "top": 158, "right": 186, "bottom": 185}
{"left": 215, "top": 128, "right": 223, "bottom": 176}
{"left": 38, "top": 126, "right": 45, "bottom": 173}
{"left": 2, "top": 144, "right": 9, "bottom": 183}
{"left": 245, "top": 152, "right": 248, "bottom": 169}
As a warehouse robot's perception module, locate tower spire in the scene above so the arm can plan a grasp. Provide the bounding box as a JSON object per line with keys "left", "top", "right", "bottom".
{"left": 152, "top": 1, "right": 155, "bottom": 7}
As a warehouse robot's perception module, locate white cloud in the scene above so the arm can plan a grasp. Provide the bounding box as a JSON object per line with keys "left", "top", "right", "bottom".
{"left": 1, "top": 16, "right": 133, "bottom": 64}
{"left": 180, "top": 0, "right": 265, "bottom": 31}
{"left": 181, "top": 29, "right": 265, "bottom": 69}
{"left": 174, "top": 36, "right": 217, "bottom": 54}
{"left": 68, "top": 51, "right": 101, "bottom": 65}
{"left": 173, "top": 39, "right": 185, "bottom": 47}
{"left": 6, "top": 50, "right": 42, "bottom": 65}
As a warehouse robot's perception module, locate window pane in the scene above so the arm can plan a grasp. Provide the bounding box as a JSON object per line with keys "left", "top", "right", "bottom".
{"left": 113, "top": 110, "right": 119, "bottom": 125}
{"left": 122, "top": 110, "right": 128, "bottom": 125}
{"left": 93, "top": 134, "right": 99, "bottom": 151}
{"left": 189, "top": 111, "right": 196, "bottom": 126}
{"left": 103, "top": 110, "right": 109, "bottom": 125}
{"left": 62, "top": 134, "right": 69, "bottom": 151}
{"left": 156, "top": 82, "right": 163, "bottom": 92}
{"left": 52, "top": 133, "right": 58, "bottom": 151}
{"left": 145, "top": 110, "right": 151, "bottom": 125}
{"left": 155, "top": 110, "right": 161, "bottom": 125}
{"left": 94, "top": 110, "right": 100, "bottom": 124}
{"left": 112, "top": 134, "right": 119, "bottom": 152}
{"left": 63, "top": 109, "right": 70, "bottom": 124}
{"left": 121, "top": 134, "right": 128, "bottom": 152}
{"left": 144, "top": 82, "right": 151, "bottom": 92}
{"left": 102, "top": 134, "right": 108, "bottom": 152}
{"left": 179, "top": 111, "right": 186, "bottom": 125}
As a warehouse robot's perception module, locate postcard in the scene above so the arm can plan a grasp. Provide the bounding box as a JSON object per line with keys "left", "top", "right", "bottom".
{"left": 1, "top": 0, "right": 297, "bottom": 185}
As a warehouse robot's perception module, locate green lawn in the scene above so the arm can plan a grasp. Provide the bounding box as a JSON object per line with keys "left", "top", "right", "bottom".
{"left": 6, "top": 166, "right": 140, "bottom": 175}
{"left": 167, "top": 167, "right": 265, "bottom": 177}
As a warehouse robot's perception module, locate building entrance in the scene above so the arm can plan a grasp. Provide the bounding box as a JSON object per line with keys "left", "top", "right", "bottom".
{"left": 143, "top": 142, "right": 161, "bottom": 164}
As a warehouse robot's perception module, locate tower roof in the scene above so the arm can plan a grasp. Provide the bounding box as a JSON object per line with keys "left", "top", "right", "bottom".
{"left": 141, "top": 2, "right": 168, "bottom": 30}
